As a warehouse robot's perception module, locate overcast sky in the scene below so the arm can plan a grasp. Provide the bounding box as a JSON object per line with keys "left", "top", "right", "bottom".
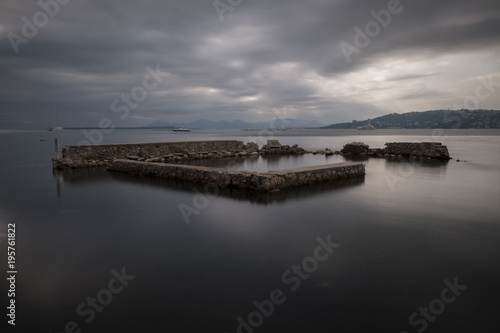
{"left": 1, "top": 0, "right": 499, "bottom": 129}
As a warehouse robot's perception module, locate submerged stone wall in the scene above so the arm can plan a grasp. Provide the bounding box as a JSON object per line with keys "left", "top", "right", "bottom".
{"left": 108, "top": 160, "right": 365, "bottom": 192}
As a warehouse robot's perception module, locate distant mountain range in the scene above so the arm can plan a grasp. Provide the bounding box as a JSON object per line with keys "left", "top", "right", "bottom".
{"left": 147, "top": 118, "right": 326, "bottom": 129}
{"left": 324, "top": 109, "right": 500, "bottom": 129}
{"left": 67, "top": 110, "right": 500, "bottom": 130}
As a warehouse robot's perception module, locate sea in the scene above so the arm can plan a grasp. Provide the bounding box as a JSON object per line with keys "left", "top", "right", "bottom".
{"left": 0, "top": 128, "right": 499, "bottom": 333}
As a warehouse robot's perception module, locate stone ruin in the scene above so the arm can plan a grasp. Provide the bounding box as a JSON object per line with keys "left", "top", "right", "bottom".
{"left": 52, "top": 139, "right": 452, "bottom": 170}
{"left": 340, "top": 142, "right": 370, "bottom": 155}
{"left": 340, "top": 142, "right": 451, "bottom": 160}
{"left": 53, "top": 140, "right": 308, "bottom": 169}
{"left": 260, "top": 140, "right": 307, "bottom": 155}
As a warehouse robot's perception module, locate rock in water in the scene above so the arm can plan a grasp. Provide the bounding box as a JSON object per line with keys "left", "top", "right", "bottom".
{"left": 341, "top": 142, "right": 370, "bottom": 155}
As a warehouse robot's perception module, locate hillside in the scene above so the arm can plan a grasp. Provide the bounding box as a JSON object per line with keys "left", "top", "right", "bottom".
{"left": 324, "top": 109, "right": 500, "bottom": 129}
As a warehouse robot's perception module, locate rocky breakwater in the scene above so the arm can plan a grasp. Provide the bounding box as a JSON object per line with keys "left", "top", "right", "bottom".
{"left": 52, "top": 140, "right": 248, "bottom": 169}
{"left": 108, "top": 160, "right": 365, "bottom": 192}
{"left": 53, "top": 140, "right": 308, "bottom": 169}
{"left": 340, "top": 142, "right": 451, "bottom": 160}
{"left": 260, "top": 140, "right": 308, "bottom": 155}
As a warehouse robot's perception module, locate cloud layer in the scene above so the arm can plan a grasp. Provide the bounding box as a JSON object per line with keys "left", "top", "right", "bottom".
{"left": 1, "top": 0, "right": 499, "bottom": 128}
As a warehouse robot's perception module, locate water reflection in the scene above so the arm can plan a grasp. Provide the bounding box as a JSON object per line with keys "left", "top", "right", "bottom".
{"left": 342, "top": 155, "right": 370, "bottom": 162}
{"left": 383, "top": 156, "right": 450, "bottom": 176}
{"left": 178, "top": 154, "right": 338, "bottom": 172}
{"left": 53, "top": 167, "right": 111, "bottom": 185}
{"left": 53, "top": 167, "right": 114, "bottom": 200}
{"left": 176, "top": 155, "right": 260, "bottom": 170}
{"left": 53, "top": 169, "right": 63, "bottom": 199}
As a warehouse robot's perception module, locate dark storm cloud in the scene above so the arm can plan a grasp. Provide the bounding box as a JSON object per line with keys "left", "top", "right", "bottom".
{"left": 0, "top": 0, "right": 499, "bottom": 128}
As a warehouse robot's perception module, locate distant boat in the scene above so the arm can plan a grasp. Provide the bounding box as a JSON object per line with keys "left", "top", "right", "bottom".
{"left": 49, "top": 111, "right": 64, "bottom": 131}
{"left": 172, "top": 128, "right": 190, "bottom": 132}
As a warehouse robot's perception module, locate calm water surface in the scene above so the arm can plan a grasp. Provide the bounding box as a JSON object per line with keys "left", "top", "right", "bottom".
{"left": 0, "top": 129, "right": 499, "bottom": 332}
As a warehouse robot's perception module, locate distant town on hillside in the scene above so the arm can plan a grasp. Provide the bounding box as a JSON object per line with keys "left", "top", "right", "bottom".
{"left": 324, "top": 109, "right": 500, "bottom": 129}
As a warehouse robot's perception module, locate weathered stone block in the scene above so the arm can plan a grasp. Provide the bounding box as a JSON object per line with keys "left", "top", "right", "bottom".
{"left": 267, "top": 140, "right": 282, "bottom": 148}
{"left": 341, "top": 142, "right": 370, "bottom": 155}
